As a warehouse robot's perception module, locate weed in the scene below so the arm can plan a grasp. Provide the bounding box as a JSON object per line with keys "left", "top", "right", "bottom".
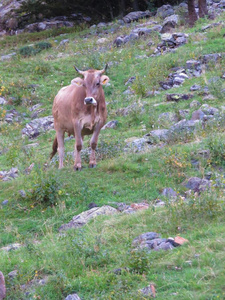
{"left": 128, "top": 249, "right": 150, "bottom": 274}
{"left": 205, "top": 133, "right": 225, "bottom": 166}
{"left": 25, "top": 167, "right": 62, "bottom": 206}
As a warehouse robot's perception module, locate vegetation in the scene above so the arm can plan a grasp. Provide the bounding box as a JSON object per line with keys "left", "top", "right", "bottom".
{"left": 0, "top": 9, "right": 225, "bottom": 300}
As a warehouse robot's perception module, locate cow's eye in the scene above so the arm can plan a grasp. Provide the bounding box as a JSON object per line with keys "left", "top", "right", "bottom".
{"left": 96, "top": 82, "right": 100, "bottom": 86}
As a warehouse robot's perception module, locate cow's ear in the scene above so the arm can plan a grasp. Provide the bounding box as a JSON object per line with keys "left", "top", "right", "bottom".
{"left": 100, "top": 75, "right": 109, "bottom": 85}
{"left": 71, "top": 77, "right": 84, "bottom": 87}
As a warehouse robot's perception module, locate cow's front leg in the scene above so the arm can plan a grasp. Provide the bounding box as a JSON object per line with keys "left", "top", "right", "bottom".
{"left": 74, "top": 122, "right": 83, "bottom": 171}
{"left": 89, "top": 122, "right": 103, "bottom": 168}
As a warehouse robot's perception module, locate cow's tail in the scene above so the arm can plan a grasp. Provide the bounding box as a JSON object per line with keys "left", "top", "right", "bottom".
{"left": 50, "top": 136, "right": 58, "bottom": 159}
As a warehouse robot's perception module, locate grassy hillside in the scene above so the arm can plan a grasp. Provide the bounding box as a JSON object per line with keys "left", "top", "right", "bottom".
{"left": 0, "top": 11, "right": 225, "bottom": 300}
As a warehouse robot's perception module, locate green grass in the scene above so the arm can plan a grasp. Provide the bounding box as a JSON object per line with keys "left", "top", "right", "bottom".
{"left": 0, "top": 10, "right": 225, "bottom": 300}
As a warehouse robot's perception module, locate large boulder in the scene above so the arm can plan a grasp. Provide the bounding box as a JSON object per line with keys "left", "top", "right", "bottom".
{"left": 123, "top": 10, "right": 152, "bottom": 23}
{"left": 161, "top": 14, "right": 179, "bottom": 33}
{"left": 156, "top": 5, "right": 174, "bottom": 18}
{"left": 59, "top": 205, "right": 118, "bottom": 231}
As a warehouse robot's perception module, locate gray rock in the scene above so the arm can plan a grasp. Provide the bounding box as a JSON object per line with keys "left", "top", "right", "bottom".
{"left": 191, "top": 109, "right": 205, "bottom": 121}
{"left": 190, "top": 84, "right": 202, "bottom": 91}
{"left": 8, "top": 270, "right": 18, "bottom": 279}
{"left": 170, "top": 119, "right": 199, "bottom": 133}
{"left": 125, "top": 76, "right": 136, "bottom": 86}
{"left": 113, "top": 36, "right": 124, "bottom": 47}
{"left": 59, "top": 39, "right": 69, "bottom": 46}
{"left": 201, "top": 53, "right": 225, "bottom": 64}
{"left": 158, "top": 112, "right": 179, "bottom": 124}
{"left": 179, "top": 109, "right": 190, "bottom": 118}
{"left": 132, "top": 232, "right": 160, "bottom": 247}
{"left": 5, "top": 109, "right": 22, "bottom": 123}
{"left": 200, "top": 104, "right": 219, "bottom": 115}
{"left": 154, "top": 242, "right": 174, "bottom": 251}
{"left": 190, "top": 100, "right": 201, "bottom": 108}
{"left": 0, "top": 97, "right": 7, "bottom": 105}
{"left": 59, "top": 205, "right": 118, "bottom": 231}
{"left": 157, "top": 5, "right": 174, "bottom": 18}
{"left": 186, "top": 60, "right": 202, "bottom": 71}
{"left": 22, "top": 116, "right": 54, "bottom": 138}
{"left": 102, "top": 120, "right": 118, "bottom": 129}
{"left": 146, "top": 129, "right": 170, "bottom": 142}
{"left": 161, "top": 14, "right": 179, "bottom": 33}
{"left": 161, "top": 187, "right": 177, "bottom": 199}
{"left": 124, "top": 137, "right": 151, "bottom": 153}
{"left": 183, "top": 177, "right": 210, "bottom": 192}
{"left": 123, "top": 10, "right": 152, "bottom": 23}
{"left": 1, "top": 52, "right": 16, "bottom": 61}
{"left": 1, "top": 243, "right": 22, "bottom": 252}
{"left": 139, "top": 285, "right": 156, "bottom": 297}
{"left": 19, "top": 190, "right": 26, "bottom": 198}
{"left": 65, "top": 294, "right": 81, "bottom": 300}
{"left": 0, "top": 167, "right": 18, "bottom": 181}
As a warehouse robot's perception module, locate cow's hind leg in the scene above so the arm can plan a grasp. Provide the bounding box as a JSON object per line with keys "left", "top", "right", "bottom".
{"left": 56, "top": 130, "right": 65, "bottom": 169}
{"left": 74, "top": 122, "right": 83, "bottom": 171}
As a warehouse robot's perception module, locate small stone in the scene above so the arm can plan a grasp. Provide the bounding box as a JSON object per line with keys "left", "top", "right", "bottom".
{"left": 8, "top": 270, "right": 18, "bottom": 279}
{"left": 190, "top": 84, "right": 202, "bottom": 91}
{"left": 19, "top": 190, "right": 26, "bottom": 198}
{"left": 154, "top": 242, "right": 174, "bottom": 251}
{"left": 65, "top": 294, "right": 81, "bottom": 300}
{"left": 1, "top": 243, "right": 22, "bottom": 252}
{"left": 139, "top": 284, "right": 156, "bottom": 298}
{"left": 96, "top": 37, "right": 108, "bottom": 44}
{"left": 190, "top": 100, "right": 201, "bottom": 108}
{"left": 130, "top": 203, "right": 149, "bottom": 210}
{"left": 0, "top": 97, "right": 7, "bottom": 105}
{"left": 102, "top": 120, "right": 118, "bottom": 129}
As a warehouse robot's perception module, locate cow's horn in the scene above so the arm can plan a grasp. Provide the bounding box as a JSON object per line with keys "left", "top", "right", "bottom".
{"left": 74, "top": 66, "right": 85, "bottom": 76}
{"left": 99, "top": 64, "right": 108, "bottom": 74}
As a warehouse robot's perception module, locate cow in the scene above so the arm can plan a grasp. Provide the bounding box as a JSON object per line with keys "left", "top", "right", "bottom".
{"left": 50, "top": 65, "right": 109, "bottom": 171}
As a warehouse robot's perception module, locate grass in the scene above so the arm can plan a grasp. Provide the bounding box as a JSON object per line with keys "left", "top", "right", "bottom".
{"left": 0, "top": 10, "right": 225, "bottom": 300}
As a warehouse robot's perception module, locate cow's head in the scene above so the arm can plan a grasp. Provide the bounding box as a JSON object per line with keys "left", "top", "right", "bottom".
{"left": 71, "top": 65, "right": 109, "bottom": 106}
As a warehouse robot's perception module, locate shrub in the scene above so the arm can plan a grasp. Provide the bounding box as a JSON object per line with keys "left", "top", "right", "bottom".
{"left": 26, "top": 168, "right": 62, "bottom": 206}
{"left": 19, "top": 45, "right": 39, "bottom": 57}
{"left": 206, "top": 133, "right": 225, "bottom": 166}
{"left": 35, "top": 41, "right": 52, "bottom": 51}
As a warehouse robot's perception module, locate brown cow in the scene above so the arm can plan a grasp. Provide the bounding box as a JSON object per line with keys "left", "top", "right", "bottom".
{"left": 50, "top": 65, "right": 109, "bottom": 170}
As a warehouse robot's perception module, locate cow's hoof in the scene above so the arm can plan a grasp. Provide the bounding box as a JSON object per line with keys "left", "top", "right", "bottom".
{"left": 89, "top": 164, "right": 96, "bottom": 168}
{"left": 74, "top": 166, "right": 82, "bottom": 171}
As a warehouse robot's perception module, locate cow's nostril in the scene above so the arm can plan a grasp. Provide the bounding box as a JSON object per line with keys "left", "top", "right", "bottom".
{"left": 84, "top": 97, "right": 97, "bottom": 105}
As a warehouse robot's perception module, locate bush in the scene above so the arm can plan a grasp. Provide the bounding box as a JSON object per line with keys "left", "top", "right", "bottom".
{"left": 19, "top": 42, "right": 52, "bottom": 57}
{"left": 35, "top": 41, "right": 52, "bottom": 51}
{"left": 26, "top": 168, "right": 62, "bottom": 206}
{"left": 206, "top": 133, "right": 225, "bottom": 166}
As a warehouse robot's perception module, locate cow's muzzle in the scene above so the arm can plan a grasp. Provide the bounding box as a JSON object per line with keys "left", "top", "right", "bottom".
{"left": 84, "top": 97, "right": 97, "bottom": 106}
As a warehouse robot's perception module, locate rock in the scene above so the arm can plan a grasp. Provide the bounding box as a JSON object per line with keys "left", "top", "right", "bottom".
{"left": 200, "top": 104, "right": 219, "bottom": 115}
{"left": 65, "top": 294, "right": 81, "bottom": 300}
{"left": 161, "top": 187, "right": 177, "bottom": 199}
{"left": 59, "top": 205, "right": 118, "bottom": 231}
{"left": 139, "top": 284, "right": 156, "bottom": 298}
{"left": 158, "top": 112, "right": 179, "bottom": 125}
{"left": 1, "top": 200, "right": 8, "bottom": 206}
{"left": 190, "top": 100, "right": 201, "bottom": 108}
{"left": 113, "top": 36, "right": 124, "bottom": 47}
{"left": 0, "top": 97, "right": 7, "bottom": 105}
{"left": 132, "top": 232, "right": 160, "bottom": 247}
{"left": 102, "top": 120, "right": 118, "bottom": 129}
{"left": 0, "top": 52, "right": 16, "bottom": 61}
{"left": 123, "top": 11, "right": 152, "bottom": 23}
{"left": 191, "top": 109, "right": 205, "bottom": 121}
{"left": 124, "top": 137, "right": 151, "bottom": 153}
{"left": 125, "top": 76, "right": 136, "bottom": 86}
{"left": 8, "top": 270, "right": 18, "bottom": 279}
{"left": 186, "top": 60, "right": 202, "bottom": 74}
{"left": 19, "top": 190, "right": 26, "bottom": 198}
{"left": 58, "top": 39, "right": 69, "bottom": 46}
{"left": 157, "top": 5, "right": 174, "bottom": 18}
{"left": 161, "top": 14, "right": 179, "bottom": 33}
{"left": 166, "top": 93, "right": 193, "bottom": 102}
{"left": 96, "top": 37, "right": 108, "bottom": 44}
{"left": 201, "top": 53, "right": 225, "bottom": 65}
{"left": 145, "top": 129, "right": 170, "bottom": 142}
{"left": 22, "top": 116, "right": 54, "bottom": 138}
{"left": 1, "top": 243, "right": 22, "bottom": 252}
{"left": 0, "top": 167, "right": 18, "bottom": 181}
{"left": 0, "top": 271, "right": 6, "bottom": 300}
{"left": 190, "top": 84, "right": 202, "bottom": 91}
{"left": 179, "top": 109, "right": 190, "bottom": 118}
{"left": 169, "top": 119, "right": 199, "bottom": 134}
{"left": 154, "top": 241, "right": 174, "bottom": 251}
{"left": 5, "top": 109, "right": 22, "bottom": 123}
{"left": 183, "top": 177, "right": 210, "bottom": 192}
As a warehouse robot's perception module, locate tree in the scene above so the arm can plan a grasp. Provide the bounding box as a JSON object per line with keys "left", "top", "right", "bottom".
{"left": 188, "top": 0, "right": 208, "bottom": 26}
